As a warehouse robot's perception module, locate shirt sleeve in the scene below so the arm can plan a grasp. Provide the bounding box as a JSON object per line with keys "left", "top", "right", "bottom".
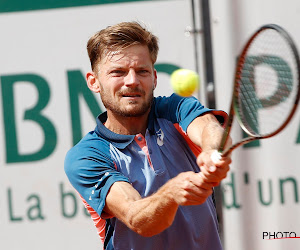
{"left": 153, "top": 93, "right": 227, "bottom": 132}
{"left": 64, "top": 132, "right": 130, "bottom": 218}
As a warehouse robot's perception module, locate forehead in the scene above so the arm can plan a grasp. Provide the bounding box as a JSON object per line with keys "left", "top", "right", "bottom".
{"left": 99, "top": 45, "right": 153, "bottom": 68}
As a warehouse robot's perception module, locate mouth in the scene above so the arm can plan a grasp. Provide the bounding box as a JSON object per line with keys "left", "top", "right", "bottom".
{"left": 121, "top": 93, "right": 142, "bottom": 98}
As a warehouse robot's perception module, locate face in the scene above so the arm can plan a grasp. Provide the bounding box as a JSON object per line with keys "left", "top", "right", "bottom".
{"left": 87, "top": 45, "right": 157, "bottom": 118}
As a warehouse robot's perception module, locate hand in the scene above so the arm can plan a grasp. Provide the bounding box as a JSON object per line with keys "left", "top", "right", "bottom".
{"left": 196, "top": 150, "right": 231, "bottom": 186}
{"left": 166, "top": 171, "right": 214, "bottom": 206}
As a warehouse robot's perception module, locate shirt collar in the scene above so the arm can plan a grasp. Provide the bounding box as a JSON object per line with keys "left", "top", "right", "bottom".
{"left": 94, "top": 99, "right": 157, "bottom": 148}
{"left": 147, "top": 102, "right": 156, "bottom": 134}
{"left": 94, "top": 112, "right": 135, "bottom": 149}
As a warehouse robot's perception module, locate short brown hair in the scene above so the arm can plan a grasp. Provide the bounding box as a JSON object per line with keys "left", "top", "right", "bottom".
{"left": 87, "top": 21, "right": 159, "bottom": 71}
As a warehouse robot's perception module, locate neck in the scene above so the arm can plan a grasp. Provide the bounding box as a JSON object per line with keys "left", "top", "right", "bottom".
{"left": 105, "top": 111, "right": 149, "bottom": 136}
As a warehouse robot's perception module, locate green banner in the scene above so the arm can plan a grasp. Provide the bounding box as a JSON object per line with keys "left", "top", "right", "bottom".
{"left": 0, "top": 0, "right": 157, "bottom": 13}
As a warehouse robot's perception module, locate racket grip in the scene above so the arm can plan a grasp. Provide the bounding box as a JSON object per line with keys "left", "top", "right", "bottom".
{"left": 220, "top": 148, "right": 232, "bottom": 158}
{"left": 211, "top": 150, "right": 222, "bottom": 164}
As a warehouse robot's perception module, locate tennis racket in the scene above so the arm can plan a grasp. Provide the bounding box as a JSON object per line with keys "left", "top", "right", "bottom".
{"left": 219, "top": 24, "right": 300, "bottom": 157}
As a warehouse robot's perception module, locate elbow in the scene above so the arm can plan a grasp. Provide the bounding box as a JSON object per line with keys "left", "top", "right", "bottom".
{"left": 128, "top": 217, "right": 173, "bottom": 237}
{"left": 135, "top": 229, "right": 157, "bottom": 237}
{"left": 134, "top": 226, "right": 169, "bottom": 238}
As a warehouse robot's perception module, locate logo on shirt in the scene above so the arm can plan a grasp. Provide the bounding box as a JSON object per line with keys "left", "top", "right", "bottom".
{"left": 156, "top": 128, "right": 164, "bottom": 146}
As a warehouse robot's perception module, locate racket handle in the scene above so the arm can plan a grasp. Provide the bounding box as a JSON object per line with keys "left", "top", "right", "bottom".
{"left": 211, "top": 150, "right": 222, "bottom": 163}
{"left": 220, "top": 148, "right": 232, "bottom": 158}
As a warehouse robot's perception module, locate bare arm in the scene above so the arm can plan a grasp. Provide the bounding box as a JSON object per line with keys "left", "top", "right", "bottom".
{"left": 187, "top": 113, "right": 232, "bottom": 185}
{"left": 104, "top": 113, "right": 230, "bottom": 237}
{"left": 104, "top": 171, "right": 213, "bottom": 237}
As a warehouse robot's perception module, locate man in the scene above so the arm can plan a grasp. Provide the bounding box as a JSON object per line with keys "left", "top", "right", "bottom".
{"left": 65, "top": 21, "right": 231, "bottom": 250}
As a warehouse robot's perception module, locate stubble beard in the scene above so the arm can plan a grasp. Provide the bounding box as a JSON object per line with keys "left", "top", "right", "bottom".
{"left": 100, "top": 86, "right": 154, "bottom": 117}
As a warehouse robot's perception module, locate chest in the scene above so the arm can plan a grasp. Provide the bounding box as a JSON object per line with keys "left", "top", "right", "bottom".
{"left": 109, "top": 119, "right": 200, "bottom": 197}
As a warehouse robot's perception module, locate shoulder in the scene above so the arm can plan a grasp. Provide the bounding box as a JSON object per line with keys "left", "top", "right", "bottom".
{"left": 64, "top": 131, "right": 113, "bottom": 177}
{"left": 66, "top": 131, "right": 110, "bottom": 158}
{"left": 153, "top": 94, "right": 186, "bottom": 108}
{"left": 153, "top": 94, "right": 226, "bottom": 131}
{"left": 153, "top": 94, "right": 205, "bottom": 114}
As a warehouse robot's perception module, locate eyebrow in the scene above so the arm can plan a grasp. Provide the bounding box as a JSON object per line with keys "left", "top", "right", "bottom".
{"left": 107, "top": 64, "right": 153, "bottom": 70}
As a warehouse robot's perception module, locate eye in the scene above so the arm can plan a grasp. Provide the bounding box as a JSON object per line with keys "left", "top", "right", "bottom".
{"left": 138, "top": 69, "right": 150, "bottom": 75}
{"left": 110, "top": 70, "right": 125, "bottom": 76}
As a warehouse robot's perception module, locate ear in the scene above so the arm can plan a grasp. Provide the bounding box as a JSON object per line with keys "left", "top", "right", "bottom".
{"left": 153, "top": 69, "right": 158, "bottom": 90}
{"left": 86, "top": 71, "right": 100, "bottom": 93}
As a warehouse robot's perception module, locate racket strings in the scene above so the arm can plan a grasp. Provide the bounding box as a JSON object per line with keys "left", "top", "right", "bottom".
{"left": 235, "top": 28, "right": 299, "bottom": 137}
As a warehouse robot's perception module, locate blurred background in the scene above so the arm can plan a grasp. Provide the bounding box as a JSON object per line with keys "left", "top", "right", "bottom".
{"left": 0, "top": 0, "right": 299, "bottom": 249}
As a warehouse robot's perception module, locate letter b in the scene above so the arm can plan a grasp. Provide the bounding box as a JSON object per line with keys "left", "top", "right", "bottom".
{"left": 1, "top": 73, "right": 57, "bottom": 163}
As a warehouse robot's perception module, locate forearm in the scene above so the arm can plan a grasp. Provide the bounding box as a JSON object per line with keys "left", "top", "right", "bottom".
{"left": 187, "top": 114, "right": 224, "bottom": 151}
{"left": 105, "top": 171, "right": 212, "bottom": 237}
{"left": 105, "top": 180, "right": 179, "bottom": 237}
{"left": 187, "top": 113, "right": 231, "bottom": 185}
{"left": 126, "top": 181, "right": 178, "bottom": 237}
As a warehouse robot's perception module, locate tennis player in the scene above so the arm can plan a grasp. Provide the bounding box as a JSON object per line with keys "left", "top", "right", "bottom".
{"left": 64, "top": 21, "right": 231, "bottom": 250}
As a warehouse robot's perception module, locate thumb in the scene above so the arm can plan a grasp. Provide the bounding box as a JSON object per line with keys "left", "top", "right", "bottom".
{"left": 211, "top": 150, "right": 222, "bottom": 164}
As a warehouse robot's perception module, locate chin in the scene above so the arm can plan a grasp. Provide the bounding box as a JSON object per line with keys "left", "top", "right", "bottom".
{"left": 120, "top": 108, "right": 148, "bottom": 117}
{"left": 115, "top": 103, "right": 149, "bottom": 117}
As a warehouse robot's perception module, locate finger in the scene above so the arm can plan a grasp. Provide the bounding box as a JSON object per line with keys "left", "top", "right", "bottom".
{"left": 197, "top": 150, "right": 230, "bottom": 173}
{"left": 211, "top": 182, "right": 220, "bottom": 187}
{"left": 188, "top": 189, "right": 213, "bottom": 205}
{"left": 196, "top": 154, "right": 204, "bottom": 168}
{"left": 211, "top": 150, "right": 222, "bottom": 164}
{"left": 200, "top": 165, "right": 229, "bottom": 182}
{"left": 217, "top": 157, "right": 232, "bottom": 167}
{"left": 204, "top": 158, "right": 231, "bottom": 175}
{"left": 182, "top": 173, "right": 213, "bottom": 191}
{"left": 178, "top": 187, "right": 213, "bottom": 206}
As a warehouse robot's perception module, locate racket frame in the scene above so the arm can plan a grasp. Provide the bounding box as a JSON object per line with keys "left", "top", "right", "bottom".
{"left": 219, "top": 24, "right": 300, "bottom": 157}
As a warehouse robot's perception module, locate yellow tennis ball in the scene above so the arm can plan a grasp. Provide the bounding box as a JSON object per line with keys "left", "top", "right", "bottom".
{"left": 170, "top": 69, "right": 199, "bottom": 97}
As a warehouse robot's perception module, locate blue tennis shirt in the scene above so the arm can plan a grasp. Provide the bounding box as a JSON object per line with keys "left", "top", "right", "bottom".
{"left": 65, "top": 94, "right": 226, "bottom": 250}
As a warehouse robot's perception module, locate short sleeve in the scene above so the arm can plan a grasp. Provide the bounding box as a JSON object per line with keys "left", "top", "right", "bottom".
{"left": 64, "top": 132, "right": 130, "bottom": 217}
{"left": 153, "top": 94, "right": 227, "bottom": 132}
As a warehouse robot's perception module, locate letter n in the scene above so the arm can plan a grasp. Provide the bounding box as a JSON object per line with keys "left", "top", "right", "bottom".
{"left": 67, "top": 70, "right": 102, "bottom": 145}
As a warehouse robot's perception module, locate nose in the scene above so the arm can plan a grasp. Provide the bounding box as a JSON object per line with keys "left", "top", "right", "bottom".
{"left": 124, "top": 69, "right": 140, "bottom": 87}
